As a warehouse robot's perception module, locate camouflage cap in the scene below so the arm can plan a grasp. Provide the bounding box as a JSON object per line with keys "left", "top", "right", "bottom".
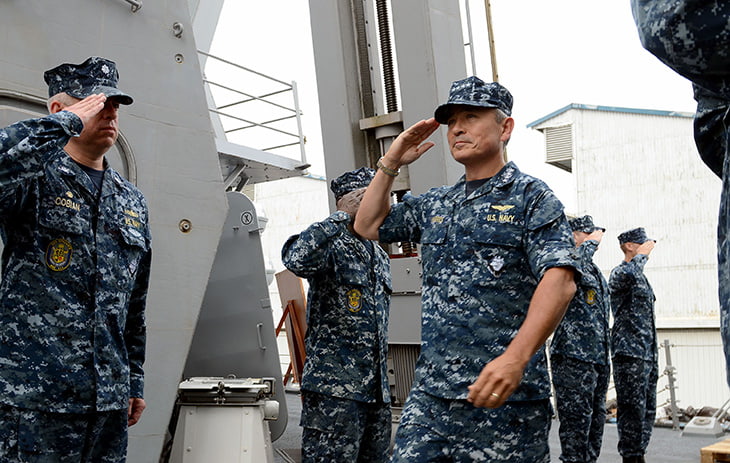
{"left": 434, "top": 76, "right": 513, "bottom": 124}
{"left": 568, "top": 215, "right": 605, "bottom": 233}
{"left": 618, "top": 227, "right": 653, "bottom": 244}
{"left": 330, "top": 167, "right": 375, "bottom": 201}
{"left": 44, "top": 57, "right": 133, "bottom": 105}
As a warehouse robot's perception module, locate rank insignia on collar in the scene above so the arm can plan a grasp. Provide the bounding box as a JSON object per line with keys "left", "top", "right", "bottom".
{"left": 346, "top": 288, "right": 362, "bottom": 313}
{"left": 46, "top": 238, "right": 73, "bottom": 271}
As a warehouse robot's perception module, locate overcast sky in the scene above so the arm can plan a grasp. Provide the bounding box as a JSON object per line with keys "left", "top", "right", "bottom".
{"left": 209, "top": 0, "right": 697, "bottom": 208}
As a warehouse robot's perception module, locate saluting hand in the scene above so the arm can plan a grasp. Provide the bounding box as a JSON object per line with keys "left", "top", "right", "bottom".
{"left": 587, "top": 229, "right": 604, "bottom": 243}
{"left": 337, "top": 187, "right": 366, "bottom": 220}
{"left": 63, "top": 93, "right": 107, "bottom": 127}
{"left": 383, "top": 118, "right": 440, "bottom": 168}
{"left": 637, "top": 239, "right": 656, "bottom": 256}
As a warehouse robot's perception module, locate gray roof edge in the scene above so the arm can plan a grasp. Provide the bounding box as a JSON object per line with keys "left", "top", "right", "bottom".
{"left": 526, "top": 103, "right": 694, "bottom": 129}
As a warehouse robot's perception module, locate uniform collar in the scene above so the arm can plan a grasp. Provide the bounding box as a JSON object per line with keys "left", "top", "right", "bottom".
{"left": 447, "top": 161, "right": 520, "bottom": 201}
{"left": 57, "top": 154, "right": 125, "bottom": 197}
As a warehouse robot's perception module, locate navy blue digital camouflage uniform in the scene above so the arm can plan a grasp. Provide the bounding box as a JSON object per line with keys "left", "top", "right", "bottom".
{"left": 630, "top": 0, "right": 730, "bottom": 388}
{"left": 0, "top": 58, "right": 150, "bottom": 462}
{"left": 550, "top": 215, "right": 610, "bottom": 463}
{"left": 282, "top": 168, "right": 392, "bottom": 463}
{"left": 380, "top": 160, "right": 578, "bottom": 462}
{"left": 609, "top": 228, "right": 657, "bottom": 459}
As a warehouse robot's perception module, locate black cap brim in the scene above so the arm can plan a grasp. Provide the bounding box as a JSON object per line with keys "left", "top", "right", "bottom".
{"left": 434, "top": 101, "right": 502, "bottom": 124}
{"left": 67, "top": 86, "right": 133, "bottom": 105}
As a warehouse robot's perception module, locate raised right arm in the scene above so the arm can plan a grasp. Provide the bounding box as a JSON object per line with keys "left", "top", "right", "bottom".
{"left": 354, "top": 118, "right": 439, "bottom": 240}
{"left": 282, "top": 212, "right": 351, "bottom": 278}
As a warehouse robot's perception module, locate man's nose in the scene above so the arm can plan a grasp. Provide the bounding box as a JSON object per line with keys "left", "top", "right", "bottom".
{"left": 102, "top": 102, "right": 119, "bottom": 117}
{"left": 450, "top": 119, "right": 465, "bottom": 135}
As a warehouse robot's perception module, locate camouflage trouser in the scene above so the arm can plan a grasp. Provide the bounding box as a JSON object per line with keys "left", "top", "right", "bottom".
{"left": 0, "top": 405, "right": 128, "bottom": 463}
{"left": 300, "top": 391, "right": 392, "bottom": 463}
{"left": 551, "top": 355, "right": 610, "bottom": 463}
{"left": 612, "top": 355, "right": 658, "bottom": 458}
{"left": 720, "top": 128, "right": 730, "bottom": 388}
{"left": 390, "top": 385, "right": 551, "bottom": 462}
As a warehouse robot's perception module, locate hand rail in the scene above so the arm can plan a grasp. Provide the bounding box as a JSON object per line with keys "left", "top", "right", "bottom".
{"left": 198, "top": 50, "right": 307, "bottom": 165}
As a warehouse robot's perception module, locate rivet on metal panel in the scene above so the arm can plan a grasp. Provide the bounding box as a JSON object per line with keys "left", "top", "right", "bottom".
{"left": 178, "top": 219, "right": 192, "bottom": 233}
{"left": 172, "top": 22, "right": 184, "bottom": 38}
{"left": 174, "top": 54, "right": 184, "bottom": 64}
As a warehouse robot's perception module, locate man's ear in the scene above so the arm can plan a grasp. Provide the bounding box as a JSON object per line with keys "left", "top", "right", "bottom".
{"left": 49, "top": 100, "right": 64, "bottom": 114}
{"left": 501, "top": 117, "right": 515, "bottom": 141}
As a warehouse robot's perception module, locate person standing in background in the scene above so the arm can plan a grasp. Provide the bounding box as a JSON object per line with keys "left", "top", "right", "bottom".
{"left": 282, "top": 167, "right": 392, "bottom": 463}
{"left": 550, "top": 215, "right": 611, "bottom": 463}
{"left": 609, "top": 227, "right": 657, "bottom": 463}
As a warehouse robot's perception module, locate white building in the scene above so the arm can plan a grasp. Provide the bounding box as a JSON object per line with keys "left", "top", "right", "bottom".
{"left": 529, "top": 104, "right": 727, "bottom": 411}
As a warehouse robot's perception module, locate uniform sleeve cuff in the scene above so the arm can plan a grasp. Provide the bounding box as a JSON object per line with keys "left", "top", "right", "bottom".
{"left": 54, "top": 111, "right": 84, "bottom": 137}
{"left": 130, "top": 377, "right": 144, "bottom": 399}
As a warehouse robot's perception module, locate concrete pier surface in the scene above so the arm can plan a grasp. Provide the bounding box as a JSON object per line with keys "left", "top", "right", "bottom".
{"left": 273, "top": 390, "right": 727, "bottom": 463}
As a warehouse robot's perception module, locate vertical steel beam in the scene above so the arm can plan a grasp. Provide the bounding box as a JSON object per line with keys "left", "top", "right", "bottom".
{"left": 389, "top": 0, "right": 467, "bottom": 193}
{"left": 308, "top": 0, "right": 374, "bottom": 210}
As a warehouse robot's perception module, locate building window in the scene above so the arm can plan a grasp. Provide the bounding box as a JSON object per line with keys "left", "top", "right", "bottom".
{"left": 544, "top": 124, "right": 573, "bottom": 172}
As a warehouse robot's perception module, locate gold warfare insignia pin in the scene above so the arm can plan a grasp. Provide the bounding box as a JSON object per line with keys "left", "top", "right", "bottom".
{"left": 46, "top": 238, "right": 73, "bottom": 271}
{"left": 586, "top": 289, "right": 597, "bottom": 305}
{"left": 491, "top": 204, "right": 515, "bottom": 212}
{"left": 346, "top": 288, "right": 362, "bottom": 312}
{"left": 431, "top": 216, "right": 444, "bottom": 224}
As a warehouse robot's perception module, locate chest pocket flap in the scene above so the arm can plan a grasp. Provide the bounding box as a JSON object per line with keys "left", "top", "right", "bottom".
{"left": 333, "top": 251, "right": 370, "bottom": 286}
{"left": 471, "top": 226, "right": 522, "bottom": 248}
{"left": 39, "top": 199, "right": 91, "bottom": 235}
{"left": 421, "top": 223, "right": 448, "bottom": 245}
{"left": 119, "top": 224, "right": 150, "bottom": 251}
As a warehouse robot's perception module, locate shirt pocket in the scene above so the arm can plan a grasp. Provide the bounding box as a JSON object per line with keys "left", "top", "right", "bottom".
{"left": 38, "top": 197, "right": 91, "bottom": 236}
{"left": 38, "top": 198, "right": 92, "bottom": 273}
{"left": 420, "top": 225, "right": 448, "bottom": 282}
{"left": 470, "top": 227, "right": 524, "bottom": 281}
{"left": 121, "top": 223, "right": 149, "bottom": 269}
{"left": 421, "top": 224, "right": 448, "bottom": 245}
{"left": 333, "top": 258, "right": 370, "bottom": 315}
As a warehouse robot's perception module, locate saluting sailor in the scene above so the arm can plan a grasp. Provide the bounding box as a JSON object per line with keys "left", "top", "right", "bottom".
{"left": 0, "top": 57, "right": 151, "bottom": 461}
{"left": 610, "top": 227, "right": 657, "bottom": 463}
{"left": 282, "top": 167, "right": 392, "bottom": 463}
{"left": 551, "top": 215, "right": 611, "bottom": 463}
{"left": 354, "top": 76, "right": 579, "bottom": 463}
